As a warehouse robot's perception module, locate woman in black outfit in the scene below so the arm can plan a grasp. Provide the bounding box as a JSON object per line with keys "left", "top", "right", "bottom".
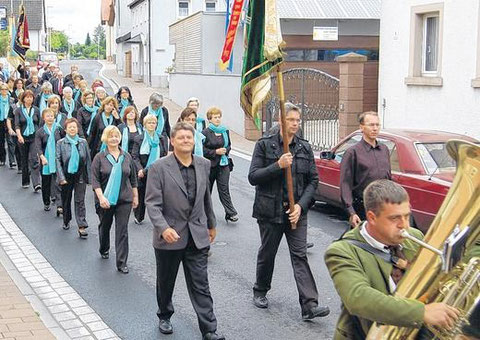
{"left": 202, "top": 107, "right": 238, "bottom": 222}
{"left": 117, "top": 106, "right": 142, "bottom": 155}
{"left": 47, "top": 95, "right": 67, "bottom": 132}
{"left": 14, "top": 90, "right": 41, "bottom": 191}
{"left": 56, "top": 118, "right": 91, "bottom": 237}
{"left": 91, "top": 126, "right": 138, "bottom": 274}
{"left": 11, "top": 79, "right": 25, "bottom": 104}
{"left": 76, "top": 90, "right": 97, "bottom": 138}
{"left": 35, "top": 108, "right": 63, "bottom": 214}
{"left": 139, "top": 92, "right": 170, "bottom": 141}
{"left": 0, "top": 84, "right": 13, "bottom": 167}
{"left": 88, "top": 96, "right": 120, "bottom": 159}
{"left": 60, "top": 87, "right": 79, "bottom": 119}
{"left": 131, "top": 114, "right": 167, "bottom": 224}
{"left": 115, "top": 86, "right": 136, "bottom": 120}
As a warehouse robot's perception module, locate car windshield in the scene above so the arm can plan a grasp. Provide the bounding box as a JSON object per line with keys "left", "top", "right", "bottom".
{"left": 416, "top": 143, "right": 455, "bottom": 174}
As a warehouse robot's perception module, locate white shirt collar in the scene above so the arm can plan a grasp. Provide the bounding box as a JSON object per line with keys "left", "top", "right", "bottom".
{"left": 360, "top": 222, "right": 390, "bottom": 254}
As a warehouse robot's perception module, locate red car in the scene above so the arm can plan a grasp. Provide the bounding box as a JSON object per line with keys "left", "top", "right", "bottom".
{"left": 315, "top": 129, "right": 479, "bottom": 233}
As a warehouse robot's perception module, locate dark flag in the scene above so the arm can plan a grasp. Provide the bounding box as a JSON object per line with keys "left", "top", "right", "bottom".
{"left": 13, "top": 5, "right": 30, "bottom": 60}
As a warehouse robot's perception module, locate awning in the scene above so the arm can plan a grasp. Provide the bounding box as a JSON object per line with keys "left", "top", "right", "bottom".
{"left": 116, "top": 32, "right": 131, "bottom": 44}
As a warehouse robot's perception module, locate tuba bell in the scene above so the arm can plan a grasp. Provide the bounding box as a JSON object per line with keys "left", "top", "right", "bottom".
{"left": 367, "top": 140, "right": 480, "bottom": 340}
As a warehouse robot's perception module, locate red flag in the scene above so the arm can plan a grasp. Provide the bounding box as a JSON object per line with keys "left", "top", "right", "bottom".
{"left": 13, "top": 5, "right": 30, "bottom": 59}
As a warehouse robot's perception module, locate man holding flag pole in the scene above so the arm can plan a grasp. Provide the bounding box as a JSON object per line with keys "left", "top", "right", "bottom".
{"left": 7, "top": 1, "right": 30, "bottom": 81}
{"left": 221, "top": 0, "right": 330, "bottom": 320}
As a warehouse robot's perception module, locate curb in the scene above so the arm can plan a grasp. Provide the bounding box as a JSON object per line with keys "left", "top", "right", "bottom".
{"left": 98, "top": 61, "right": 120, "bottom": 93}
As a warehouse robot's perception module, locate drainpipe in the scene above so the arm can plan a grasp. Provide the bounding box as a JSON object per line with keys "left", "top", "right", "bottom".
{"left": 148, "top": 0, "right": 152, "bottom": 86}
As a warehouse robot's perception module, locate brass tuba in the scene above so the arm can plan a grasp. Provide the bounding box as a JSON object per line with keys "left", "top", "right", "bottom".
{"left": 367, "top": 140, "right": 480, "bottom": 340}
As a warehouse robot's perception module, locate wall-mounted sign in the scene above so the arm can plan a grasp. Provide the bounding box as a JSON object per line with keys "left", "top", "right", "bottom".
{"left": 0, "top": 7, "right": 7, "bottom": 31}
{"left": 313, "top": 27, "right": 338, "bottom": 41}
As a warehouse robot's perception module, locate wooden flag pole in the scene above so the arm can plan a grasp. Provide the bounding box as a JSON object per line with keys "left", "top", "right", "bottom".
{"left": 276, "top": 64, "right": 296, "bottom": 230}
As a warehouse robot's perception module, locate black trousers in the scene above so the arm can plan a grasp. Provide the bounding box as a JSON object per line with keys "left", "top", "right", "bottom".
{"left": 352, "top": 197, "right": 366, "bottom": 221}
{"left": 154, "top": 237, "right": 217, "bottom": 336}
{"left": 41, "top": 174, "right": 61, "bottom": 206}
{"left": 0, "top": 121, "right": 6, "bottom": 163}
{"left": 61, "top": 175, "right": 87, "bottom": 228}
{"left": 133, "top": 177, "right": 146, "bottom": 222}
{"left": 209, "top": 165, "right": 237, "bottom": 217}
{"left": 254, "top": 216, "right": 319, "bottom": 314}
{"left": 96, "top": 202, "right": 131, "bottom": 268}
{"left": 19, "top": 139, "right": 40, "bottom": 187}
{"left": 6, "top": 133, "right": 19, "bottom": 167}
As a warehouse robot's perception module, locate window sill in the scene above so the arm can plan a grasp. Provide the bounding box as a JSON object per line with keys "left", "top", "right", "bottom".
{"left": 404, "top": 76, "right": 443, "bottom": 87}
{"left": 471, "top": 78, "right": 480, "bottom": 88}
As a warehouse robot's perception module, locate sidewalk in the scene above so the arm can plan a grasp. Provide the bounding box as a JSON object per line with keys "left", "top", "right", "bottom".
{"left": 99, "top": 61, "right": 256, "bottom": 156}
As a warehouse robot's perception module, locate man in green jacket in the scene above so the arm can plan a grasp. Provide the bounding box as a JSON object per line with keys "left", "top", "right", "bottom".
{"left": 325, "top": 179, "right": 459, "bottom": 339}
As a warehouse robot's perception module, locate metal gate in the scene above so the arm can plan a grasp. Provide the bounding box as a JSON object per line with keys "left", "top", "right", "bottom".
{"left": 264, "top": 68, "right": 339, "bottom": 151}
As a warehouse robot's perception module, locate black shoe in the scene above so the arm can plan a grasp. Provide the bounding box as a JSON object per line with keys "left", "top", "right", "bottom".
{"left": 117, "top": 266, "right": 129, "bottom": 274}
{"left": 62, "top": 223, "right": 70, "bottom": 230}
{"left": 22, "top": 184, "right": 29, "bottom": 189}
{"left": 253, "top": 295, "right": 268, "bottom": 309}
{"left": 44, "top": 204, "right": 50, "bottom": 211}
{"left": 302, "top": 306, "right": 330, "bottom": 320}
{"left": 10, "top": 162, "right": 16, "bottom": 168}
{"left": 34, "top": 185, "right": 41, "bottom": 193}
{"left": 0, "top": 161, "right": 5, "bottom": 166}
{"left": 101, "top": 252, "right": 109, "bottom": 259}
{"left": 225, "top": 214, "right": 239, "bottom": 223}
{"left": 158, "top": 319, "right": 173, "bottom": 334}
{"left": 78, "top": 228, "right": 88, "bottom": 238}
{"left": 203, "top": 332, "right": 225, "bottom": 340}
{"left": 307, "top": 242, "right": 314, "bottom": 249}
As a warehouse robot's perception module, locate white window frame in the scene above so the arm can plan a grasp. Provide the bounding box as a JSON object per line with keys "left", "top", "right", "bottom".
{"left": 178, "top": 1, "right": 189, "bottom": 17}
{"left": 205, "top": 1, "right": 216, "bottom": 12}
{"left": 421, "top": 14, "right": 439, "bottom": 75}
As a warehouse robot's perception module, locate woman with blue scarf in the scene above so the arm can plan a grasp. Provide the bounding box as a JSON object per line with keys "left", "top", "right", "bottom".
{"left": 94, "top": 87, "right": 107, "bottom": 108}
{"left": 131, "top": 114, "right": 167, "bottom": 224}
{"left": 11, "top": 79, "right": 25, "bottom": 104}
{"left": 88, "top": 96, "right": 121, "bottom": 160}
{"left": 186, "top": 97, "right": 207, "bottom": 133}
{"left": 115, "top": 86, "right": 136, "bottom": 120}
{"left": 76, "top": 90, "right": 97, "bottom": 138}
{"left": 117, "top": 106, "right": 142, "bottom": 154}
{"left": 56, "top": 118, "right": 91, "bottom": 237}
{"left": 203, "top": 107, "right": 238, "bottom": 222}
{"left": 33, "top": 82, "right": 53, "bottom": 114}
{"left": 92, "top": 126, "right": 138, "bottom": 274}
{"left": 139, "top": 92, "right": 170, "bottom": 140}
{"left": 47, "top": 95, "right": 67, "bottom": 133}
{"left": 179, "top": 108, "right": 205, "bottom": 157}
{"left": 0, "top": 84, "right": 13, "bottom": 167}
{"left": 35, "top": 108, "right": 63, "bottom": 214}
{"left": 60, "top": 87, "right": 78, "bottom": 119}
{"left": 14, "top": 90, "right": 42, "bottom": 191}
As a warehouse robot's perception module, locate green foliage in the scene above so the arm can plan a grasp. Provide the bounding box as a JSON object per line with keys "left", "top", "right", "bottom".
{"left": 85, "top": 33, "right": 91, "bottom": 46}
{"left": 50, "top": 30, "right": 69, "bottom": 53}
{"left": 0, "top": 29, "right": 10, "bottom": 57}
{"left": 25, "top": 50, "right": 38, "bottom": 61}
{"left": 93, "top": 25, "right": 106, "bottom": 49}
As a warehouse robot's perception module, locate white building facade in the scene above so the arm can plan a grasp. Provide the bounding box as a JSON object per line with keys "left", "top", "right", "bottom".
{"left": 379, "top": 0, "right": 480, "bottom": 139}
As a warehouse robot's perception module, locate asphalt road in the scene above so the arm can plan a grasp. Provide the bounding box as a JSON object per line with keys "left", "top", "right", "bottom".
{"left": 0, "top": 60, "right": 349, "bottom": 340}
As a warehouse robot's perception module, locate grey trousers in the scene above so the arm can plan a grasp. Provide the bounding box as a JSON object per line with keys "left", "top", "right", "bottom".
{"left": 61, "top": 175, "right": 87, "bottom": 227}
{"left": 253, "top": 216, "right": 319, "bottom": 313}
{"left": 209, "top": 165, "right": 237, "bottom": 217}
{"left": 19, "top": 139, "right": 40, "bottom": 187}
{"left": 96, "top": 202, "right": 131, "bottom": 269}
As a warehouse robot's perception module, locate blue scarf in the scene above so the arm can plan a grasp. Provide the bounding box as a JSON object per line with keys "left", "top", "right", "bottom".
{"left": 66, "top": 134, "right": 80, "bottom": 174}
{"left": 121, "top": 124, "right": 142, "bottom": 152}
{"left": 95, "top": 98, "right": 102, "bottom": 108}
{"left": 194, "top": 131, "right": 205, "bottom": 157}
{"left": 21, "top": 106, "right": 35, "bottom": 136}
{"left": 119, "top": 98, "right": 130, "bottom": 119}
{"left": 85, "top": 105, "right": 98, "bottom": 136}
{"left": 148, "top": 105, "right": 165, "bottom": 136}
{"left": 103, "top": 153, "right": 125, "bottom": 206}
{"left": 208, "top": 123, "right": 229, "bottom": 166}
{"left": 196, "top": 116, "right": 206, "bottom": 133}
{"left": 39, "top": 93, "right": 51, "bottom": 113}
{"left": 0, "top": 95, "right": 9, "bottom": 121}
{"left": 42, "top": 123, "right": 58, "bottom": 175}
{"left": 63, "top": 99, "right": 75, "bottom": 118}
{"left": 55, "top": 113, "right": 64, "bottom": 128}
{"left": 100, "top": 113, "right": 114, "bottom": 152}
{"left": 140, "top": 131, "right": 160, "bottom": 168}
{"left": 15, "top": 89, "right": 22, "bottom": 98}
{"left": 73, "top": 89, "right": 81, "bottom": 102}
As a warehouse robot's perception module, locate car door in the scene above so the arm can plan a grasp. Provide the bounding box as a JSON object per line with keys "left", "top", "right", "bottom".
{"left": 316, "top": 134, "right": 361, "bottom": 206}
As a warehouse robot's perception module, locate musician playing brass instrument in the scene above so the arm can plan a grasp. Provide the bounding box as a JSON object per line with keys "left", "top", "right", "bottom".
{"left": 324, "top": 180, "right": 460, "bottom": 340}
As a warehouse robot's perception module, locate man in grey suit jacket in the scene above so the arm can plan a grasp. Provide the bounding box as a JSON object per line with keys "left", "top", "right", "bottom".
{"left": 145, "top": 122, "right": 224, "bottom": 340}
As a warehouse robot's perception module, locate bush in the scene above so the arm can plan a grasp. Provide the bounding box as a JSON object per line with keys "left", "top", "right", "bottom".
{"left": 26, "top": 50, "right": 38, "bottom": 62}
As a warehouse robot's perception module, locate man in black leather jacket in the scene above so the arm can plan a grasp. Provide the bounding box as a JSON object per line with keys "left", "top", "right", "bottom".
{"left": 248, "top": 103, "right": 330, "bottom": 320}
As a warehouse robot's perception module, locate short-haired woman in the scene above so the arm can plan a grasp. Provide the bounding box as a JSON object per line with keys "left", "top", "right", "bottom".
{"left": 91, "top": 126, "right": 138, "bottom": 274}
{"left": 179, "top": 107, "right": 205, "bottom": 157}
{"left": 118, "top": 106, "right": 142, "bottom": 154}
{"left": 131, "top": 114, "right": 167, "bottom": 224}
{"left": 186, "top": 97, "right": 207, "bottom": 132}
{"left": 203, "top": 107, "right": 238, "bottom": 222}
{"left": 35, "top": 108, "right": 63, "bottom": 214}
{"left": 88, "top": 96, "right": 120, "bottom": 159}
{"left": 14, "top": 90, "right": 42, "bottom": 190}
{"left": 56, "top": 118, "right": 91, "bottom": 236}
{"left": 139, "top": 92, "right": 170, "bottom": 140}
{"left": 115, "top": 86, "right": 136, "bottom": 120}
{"left": 47, "top": 95, "right": 67, "bottom": 132}
{"left": 60, "top": 87, "right": 79, "bottom": 119}
{"left": 76, "top": 90, "right": 98, "bottom": 138}
{"left": 11, "top": 79, "right": 25, "bottom": 104}
{"left": 94, "top": 87, "right": 107, "bottom": 108}
{"left": 34, "top": 82, "right": 53, "bottom": 113}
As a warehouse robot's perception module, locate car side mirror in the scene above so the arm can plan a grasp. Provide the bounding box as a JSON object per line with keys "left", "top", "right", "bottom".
{"left": 320, "top": 151, "right": 334, "bottom": 160}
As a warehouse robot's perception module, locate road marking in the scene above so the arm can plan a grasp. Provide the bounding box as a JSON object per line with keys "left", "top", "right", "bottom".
{"left": 231, "top": 149, "right": 252, "bottom": 161}
{"left": 0, "top": 204, "right": 121, "bottom": 340}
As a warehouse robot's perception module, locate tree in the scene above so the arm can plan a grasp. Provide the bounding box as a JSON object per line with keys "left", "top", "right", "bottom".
{"left": 0, "top": 30, "right": 9, "bottom": 57}
{"left": 93, "top": 25, "right": 106, "bottom": 49}
{"left": 50, "top": 30, "right": 69, "bottom": 53}
{"left": 85, "top": 33, "right": 91, "bottom": 46}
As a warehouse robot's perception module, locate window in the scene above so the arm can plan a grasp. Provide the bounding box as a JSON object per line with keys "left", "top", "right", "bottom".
{"left": 285, "top": 49, "right": 379, "bottom": 62}
{"left": 205, "top": 1, "right": 216, "bottom": 12}
{"left": 416, "top": 142, "right": 456, "bottom": 175}
{"left": 378, "top": 138, "right": 400, "bottom": 172}
{"left": 422, "top": 15, "right": 439, "bottom": 74}
{"left": 178, "top": 1, "right": 189, "bottom": 17}
{"left": 333, "top": 135, "right": 361, "bottom": 163}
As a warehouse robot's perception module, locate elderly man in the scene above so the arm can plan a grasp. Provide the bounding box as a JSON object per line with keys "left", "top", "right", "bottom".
{"left": 64, "top": 64, "right": 78, "bottom": 85}
{"left": 50, "top": 71, "right": 64, "bottom": 97}
{"left": 325, "top": 179, "right": 460, "bottom": 339}
{"left": 26, "top": 74, "right": 41, "bottom": 97}
{"left": 145, "top": 122, "right": 224, "bottom": 340}
{"left": 139, "top": 92, "right": 171, "bottom": 141}
{"left": 41, "top": 63, "right": 56, "bottom": 84}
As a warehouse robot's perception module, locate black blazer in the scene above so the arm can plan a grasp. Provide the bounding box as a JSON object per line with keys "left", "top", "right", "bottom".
{"left": 56, "top": 137, "right": 91, "bottom": 184}
{"left": 60, "top": 99, "right": 79, "bottom": 119}
{"left": 14, "top": 106, "right": 41, "bottom": 141}
{"left": 202, "top": 127, "right": 231, "bottom": 168}
{"left": 139, "top": 106, "right": 170, "bottom": 139}
{"left": 34, "top": 124, "right": 63, "bottom": 157}
{"left": 50, "top": 78, "right": 64, "bottom": 97}
{"left": 131, "top": 133, "right": 168, "bottom": 177}
{"left": 88, "top": 112, "right": 121, "bottom": 158}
